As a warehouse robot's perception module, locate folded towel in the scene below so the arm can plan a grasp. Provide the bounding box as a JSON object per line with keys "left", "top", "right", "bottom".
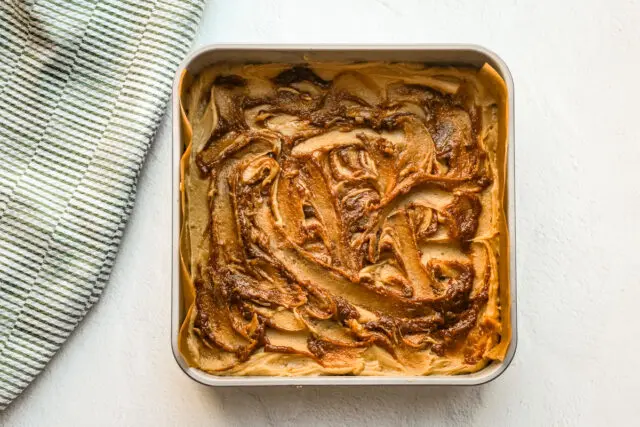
{"left": 0, "top": 0, "right": 203, "bottom": 410}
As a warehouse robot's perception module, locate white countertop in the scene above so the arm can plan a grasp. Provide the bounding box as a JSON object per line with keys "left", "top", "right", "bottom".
{"left": 3, "top": 0, "right": 640, "bottom": 425}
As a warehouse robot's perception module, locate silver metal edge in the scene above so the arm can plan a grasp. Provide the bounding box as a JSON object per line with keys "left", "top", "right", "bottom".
{"left": 170, "top": 44, "right": 517, "bottom": 386}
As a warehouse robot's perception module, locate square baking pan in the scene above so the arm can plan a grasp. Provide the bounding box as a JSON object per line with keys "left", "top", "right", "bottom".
{"left": 171, "top": 44, "right": 516, "bottom": 386}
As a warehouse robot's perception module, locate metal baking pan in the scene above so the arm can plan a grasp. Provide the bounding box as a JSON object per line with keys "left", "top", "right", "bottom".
{"left": 171, "top": 44, "right": 516, "bottom": 386}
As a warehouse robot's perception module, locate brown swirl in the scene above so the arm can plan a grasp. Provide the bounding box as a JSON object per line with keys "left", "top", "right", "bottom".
{"left": 179, "top": 62, "right": 509, "bottom": 376}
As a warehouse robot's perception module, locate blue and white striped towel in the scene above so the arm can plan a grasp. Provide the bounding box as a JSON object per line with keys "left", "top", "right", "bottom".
{"left": 0, "top": 0, "right": 203, "bottom": 410}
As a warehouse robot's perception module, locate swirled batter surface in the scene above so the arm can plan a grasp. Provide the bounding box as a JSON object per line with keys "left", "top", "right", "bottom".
{"left": 178, "top": 62, "right": 510, "bottom": 376}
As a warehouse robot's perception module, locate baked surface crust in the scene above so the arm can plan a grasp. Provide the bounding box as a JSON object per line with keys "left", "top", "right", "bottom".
{"left": 178, "top": 62, "right": 510, "bottom": 376}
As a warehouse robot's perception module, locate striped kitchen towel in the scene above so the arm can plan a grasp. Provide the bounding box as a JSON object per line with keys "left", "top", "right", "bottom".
{"left": 0, "top": 0, "right": 203, "bottom": 410}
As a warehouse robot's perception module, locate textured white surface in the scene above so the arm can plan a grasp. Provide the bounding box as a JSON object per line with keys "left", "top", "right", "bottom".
{"left": 3, "top": 0, "right": 640, "bottom": 425}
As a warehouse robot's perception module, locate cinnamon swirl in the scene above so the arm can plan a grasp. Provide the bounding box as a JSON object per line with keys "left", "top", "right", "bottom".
{"left": 178, "top": 62, "right": 510, "bottom": 376}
